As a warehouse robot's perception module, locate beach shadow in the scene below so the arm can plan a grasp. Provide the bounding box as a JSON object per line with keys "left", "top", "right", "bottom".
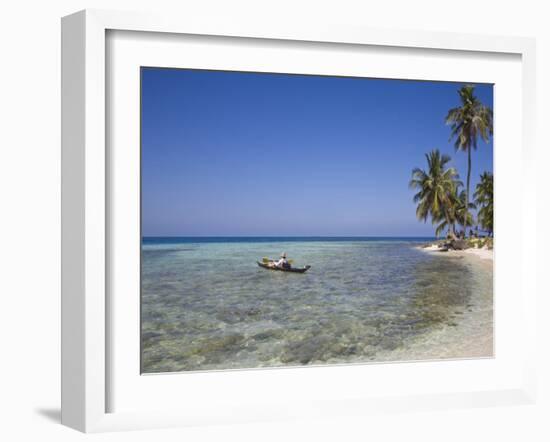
{"left": 35, "top": 407, "right": 61, "bottom": 423}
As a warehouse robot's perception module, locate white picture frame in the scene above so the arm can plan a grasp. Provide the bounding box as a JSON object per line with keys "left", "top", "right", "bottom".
{"left": 61, "top": 9, "right": 537, "bottom": 433}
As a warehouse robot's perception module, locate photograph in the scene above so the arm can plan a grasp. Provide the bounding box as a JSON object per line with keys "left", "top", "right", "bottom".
{"left": 140, "top": 67, "right": 494, "bottom": 374}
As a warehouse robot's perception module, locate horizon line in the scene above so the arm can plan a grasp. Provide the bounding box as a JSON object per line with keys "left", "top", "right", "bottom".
{"left": 142, "top": 234, "right": 438, "bottom": 238}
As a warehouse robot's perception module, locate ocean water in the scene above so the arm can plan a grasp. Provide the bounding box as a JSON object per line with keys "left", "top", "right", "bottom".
{"left": 141, "top": 237, "right": 493, "bottom": 373}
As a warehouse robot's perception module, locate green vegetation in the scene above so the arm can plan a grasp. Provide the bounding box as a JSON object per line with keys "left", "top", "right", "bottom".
{"left": 466, "top": 237, "right": 493, "bottom": 250}
{"left": 474, "top": 171, "right": 494, "bottom": 235}
{"left": 409, "top": 150, "right": 462, "bottom": 240}
{"left": 411, "top": 85, "right": 493, "bottom": 242}
{"left": 445, "top": 85, "right": 493, "bottom": 226}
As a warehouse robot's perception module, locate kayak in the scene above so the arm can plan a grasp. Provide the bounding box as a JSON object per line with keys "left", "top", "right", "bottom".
{"left": 257, "top": 262, "right": 311, "bottom": 273}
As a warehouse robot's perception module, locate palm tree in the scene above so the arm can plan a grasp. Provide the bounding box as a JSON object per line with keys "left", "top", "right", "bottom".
{"left": 433, "top": 187, "right": 474, "bottom": 238}
{"left": 410, "top": 149, "right": 462, "bottom": 239}
{"left": 456, "top": 188, "right": 476, "bottom": 231}
{"left": 445, "top": 85, "right": 493, "bottom": 226}
{"left": 433, "top": 189, "right": 459, "bottom": 238}
{"left": 474, "top": 171, "right": 493, "bottom": 235}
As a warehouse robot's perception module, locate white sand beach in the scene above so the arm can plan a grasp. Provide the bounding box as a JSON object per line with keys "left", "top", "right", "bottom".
{"left": 461, "top": 247, "right": 493, "bottom": 261}
{"left": 420, "top": 244, "right": 493, "bottom": 261}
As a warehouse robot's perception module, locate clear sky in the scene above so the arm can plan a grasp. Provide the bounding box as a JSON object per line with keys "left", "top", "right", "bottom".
{"left": 141, "top": 68, "right": 493, "bottom": 237}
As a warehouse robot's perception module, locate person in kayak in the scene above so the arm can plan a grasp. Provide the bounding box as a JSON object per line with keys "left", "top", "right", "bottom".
{"left": 273, "top": 252, "right": 290, "bottom": 269}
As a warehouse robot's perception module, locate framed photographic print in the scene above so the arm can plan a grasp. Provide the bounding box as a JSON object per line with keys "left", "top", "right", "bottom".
{"left": 61, "top": 9, "right": 537, "bottom": 432}
{"left": 139, "top": 68, "right": 495, "bottom": 374}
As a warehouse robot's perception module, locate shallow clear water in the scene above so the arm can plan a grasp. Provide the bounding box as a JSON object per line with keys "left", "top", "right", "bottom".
{"left": 141, "top": 238, "right": 493, "bottom": 373}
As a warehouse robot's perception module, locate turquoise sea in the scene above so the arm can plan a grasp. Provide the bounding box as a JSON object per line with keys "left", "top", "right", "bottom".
{"left": 141, "top": 237, "right": 493, "bottom": 373}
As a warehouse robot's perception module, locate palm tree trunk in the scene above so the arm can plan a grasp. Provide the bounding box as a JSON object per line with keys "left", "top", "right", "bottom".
{"left": 465, "top": 145, "right": 471, "bottom": 227}
{"left": 447, "top": 214, "right": 458, "bottom": 241}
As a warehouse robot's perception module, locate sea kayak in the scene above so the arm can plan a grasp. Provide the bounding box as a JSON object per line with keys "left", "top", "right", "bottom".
{"left": 257, "top": 262, "right": 311, "bottom": 273}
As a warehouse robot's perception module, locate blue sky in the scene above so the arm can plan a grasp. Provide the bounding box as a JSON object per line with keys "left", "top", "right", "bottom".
{"left": 141, "top": 68, "right": 493, "bottom": 237}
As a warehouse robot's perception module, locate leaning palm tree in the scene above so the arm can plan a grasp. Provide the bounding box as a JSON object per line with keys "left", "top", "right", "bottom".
{"left": 433, "top": 187, "right": 474, "bottom": 238}
{"left": 474, "top": 171, "right": 494, "bottom": 235}
{"left": 445, "top": 85, "right": 493, "bottom": 226}
{"left": 455, "top": 189, "right": 476, "bottom": 231}
{"left": 433, "top": 193, "right": 459, "bottom": 238}
{"left": 410, "top": 149, "right": 462, "bottom": 239}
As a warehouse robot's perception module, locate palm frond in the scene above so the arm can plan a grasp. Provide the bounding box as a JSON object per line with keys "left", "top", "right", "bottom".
{"left": 410, "top": 149, "right": 463, "bottom": 236}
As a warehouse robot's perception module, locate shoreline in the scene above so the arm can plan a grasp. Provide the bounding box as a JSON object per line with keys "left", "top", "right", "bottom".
{"left": 420, "top": 243, "right": 493, "bottom": 261}
{"left": 390, "top": 243, "right": 494, "bottom": 360}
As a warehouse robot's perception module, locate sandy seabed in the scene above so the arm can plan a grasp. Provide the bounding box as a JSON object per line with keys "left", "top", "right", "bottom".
{"left": 382, "top": 246, "right": 494, "bottom": 362}
{"left": 142, "top": 239, "right": 494, "bottom": 372}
